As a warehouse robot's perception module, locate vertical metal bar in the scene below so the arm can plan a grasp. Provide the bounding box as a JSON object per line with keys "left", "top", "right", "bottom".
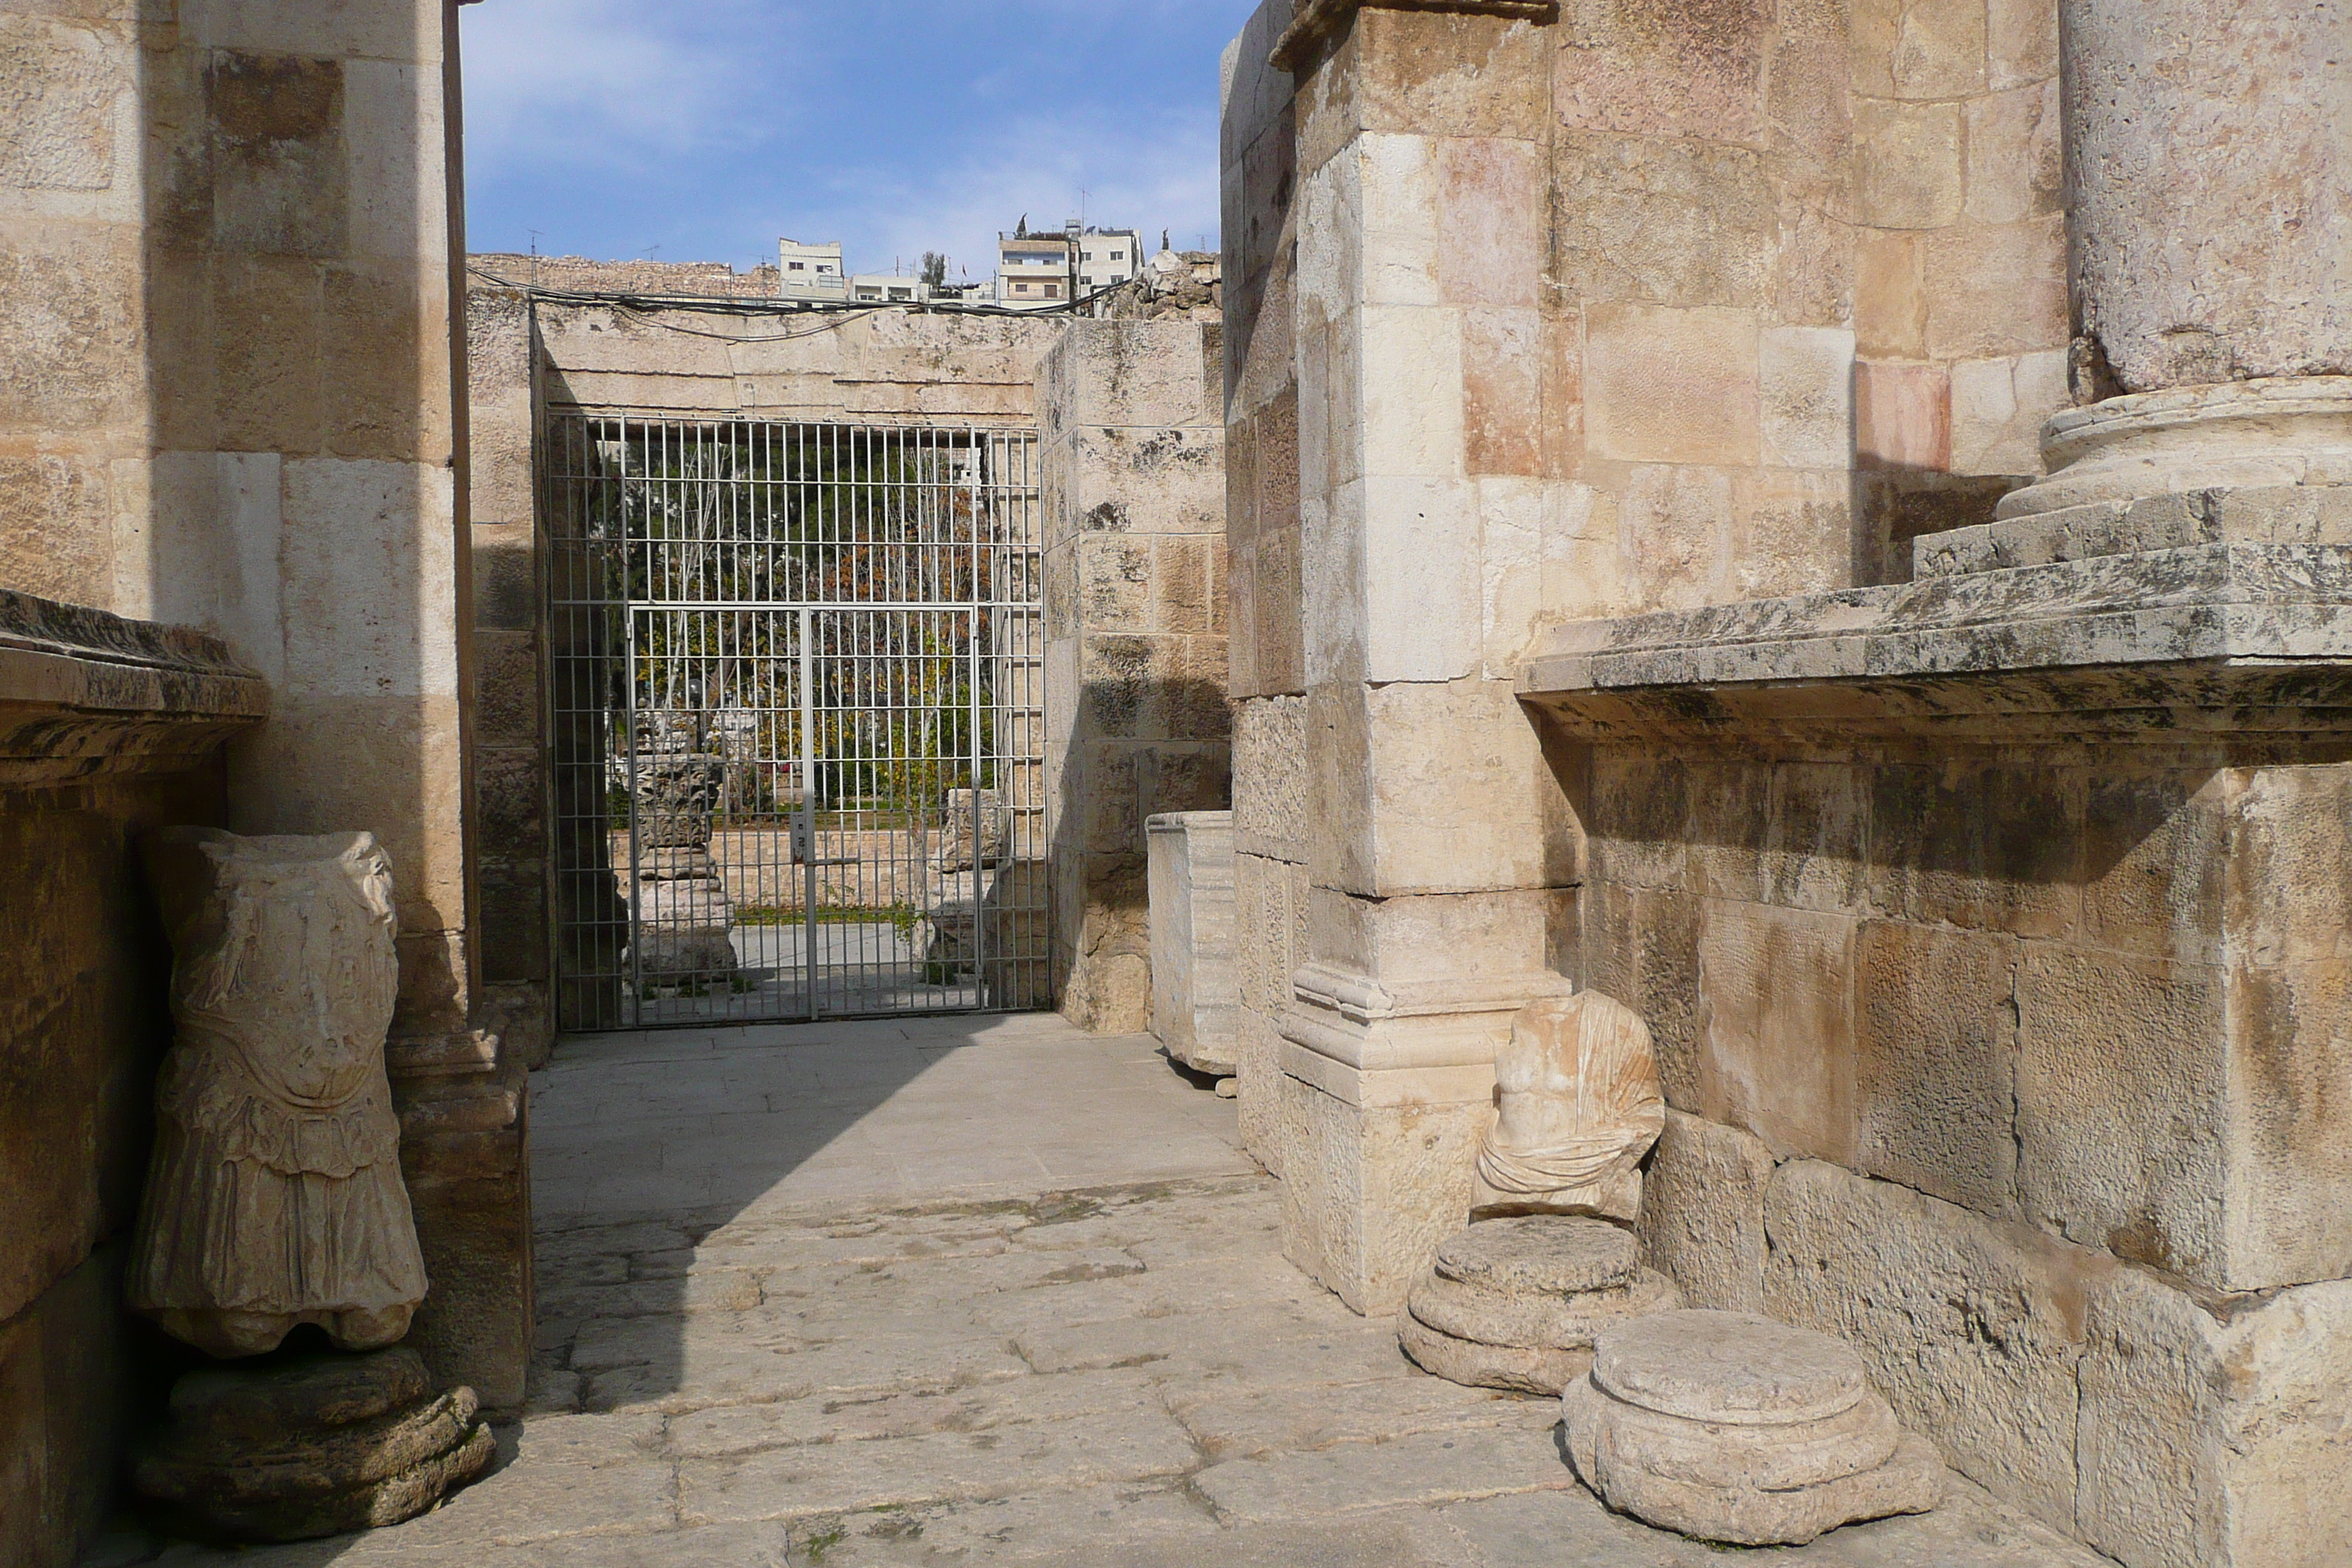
{"left": 799, "top": 603, "right": 819, "bottom": 1022}
{"left": 623, "top": 604, "right": 644, "bottom": 1026}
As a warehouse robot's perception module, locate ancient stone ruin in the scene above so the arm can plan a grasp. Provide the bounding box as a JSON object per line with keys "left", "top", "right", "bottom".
{"left": 1564, "top": 1311, "right": 1944, "bottom": 1545}
{"left": 131, "top": 831, "right": 429, "bottom": 1357}
{"left": 623, "top": 751, "right": 739, "bottom": 987}
{"left": 127, "top": 831, "right": 489, "bottom": 1540}
{"left": 1397, "top": 995, "right": 1681, "bottom": 1393}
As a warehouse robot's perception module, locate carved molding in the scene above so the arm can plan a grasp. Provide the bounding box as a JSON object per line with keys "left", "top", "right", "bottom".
{"left": 1270, "top": 0, "right": 1558, "bottom": 71}
{"left": 0, "top": 589, "right": 268, "bottom": 785}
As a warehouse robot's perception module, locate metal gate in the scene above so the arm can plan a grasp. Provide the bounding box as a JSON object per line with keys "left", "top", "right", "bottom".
{"left": 543, "top": 414, "right": 1047, "bottom": 1030}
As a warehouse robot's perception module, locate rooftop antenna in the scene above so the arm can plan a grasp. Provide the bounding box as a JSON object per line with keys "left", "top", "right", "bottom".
{"left": 527, "top": 227, "right": 541, "bottom": 286}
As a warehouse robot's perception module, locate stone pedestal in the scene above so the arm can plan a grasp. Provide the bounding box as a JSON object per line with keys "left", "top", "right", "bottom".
{"left": 1277, "top": 954, "right": 1572, "bottom": 1313}
{"left": 1563, "top": 1311, "right": 1942, "bottom": 1547}
{"left": 1398, "top": 1216, "right": 1681, "bottom": 1395}
{"left": 622, "top": 752, "right": 737, "bottom": 987}
{"left": 132, "top": 1348, "right": 492, "bottom": 1544}
{"left": 1147, "top": 810, "right": 1239, "bottom": 1076}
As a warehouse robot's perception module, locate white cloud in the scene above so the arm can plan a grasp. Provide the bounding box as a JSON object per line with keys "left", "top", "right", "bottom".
{"left": 460, "top": 0, "right": 778, "bottom": 169}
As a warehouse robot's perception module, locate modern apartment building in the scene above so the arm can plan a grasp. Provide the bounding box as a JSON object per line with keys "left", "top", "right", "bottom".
{"left": 994, "top": 224, "right": 1142, "bottom": 310}
{"left": 777, "top": 237, "right": 847, "bottom": 300}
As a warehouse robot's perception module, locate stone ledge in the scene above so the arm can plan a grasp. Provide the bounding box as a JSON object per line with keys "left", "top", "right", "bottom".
{"left": 0, "top": 589, "right": 269, "bottom": 785}
{"left": 1516, "top": 545, "right": 2352, "bottom": 750}
{"left": 1270, "top": 0, "right": 1558, "bottom": 69}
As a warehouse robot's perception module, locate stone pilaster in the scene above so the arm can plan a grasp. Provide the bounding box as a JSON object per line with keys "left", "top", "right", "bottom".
{"left": 1267, "top": 0, "right": 1573, "bottom": 1313}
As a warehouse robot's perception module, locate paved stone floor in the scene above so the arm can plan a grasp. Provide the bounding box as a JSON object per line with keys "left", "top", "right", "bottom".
{"left": 110, "top": 1012, "right": 2108, "bottom": 1567}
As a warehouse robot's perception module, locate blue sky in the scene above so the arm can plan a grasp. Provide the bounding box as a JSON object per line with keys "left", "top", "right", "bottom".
{"left": 459, "top": 1, "right": 1262, "bottom": 280}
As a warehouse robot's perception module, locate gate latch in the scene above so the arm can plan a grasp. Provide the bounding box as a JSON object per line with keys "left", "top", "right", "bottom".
{"left": 791, "top": 816, "right": 812, "bottom": 864}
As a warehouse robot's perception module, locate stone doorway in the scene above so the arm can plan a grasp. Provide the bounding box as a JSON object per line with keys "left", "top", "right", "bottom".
{"left": 543, "top": 415, "right": 1048, "bottom": 1030}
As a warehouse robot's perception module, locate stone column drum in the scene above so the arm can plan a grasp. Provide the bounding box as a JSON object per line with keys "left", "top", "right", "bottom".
{"left": 2000, "top": 0, "right": 2351, "bottom": 524}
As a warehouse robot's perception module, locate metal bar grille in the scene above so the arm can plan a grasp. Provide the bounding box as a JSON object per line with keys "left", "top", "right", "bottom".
{"left": 545, "top": 414, "right": 1047, "bottom": 1031}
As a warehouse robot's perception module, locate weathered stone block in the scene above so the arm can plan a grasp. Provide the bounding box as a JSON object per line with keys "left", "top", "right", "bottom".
{"left": 2016, "top": 944, "right": 2228, "bottom": 1280}
{"left": 1854, "top": 230, "right": 1926, "bottom": 359}
{"left": 1855, "top": 360, "right": 1950, "bottom": 470}
{"left": 1231, "top": 693, "right": 1308, "bottom": 860}
{"left": 1460, "top": 306, "right": 1546, "bottom": 478}
{"left": 1579, "top": 881, "right": 1702, "bottom": 1110}
{"left": 1987, "top": 0, "right": 2059, "bottom": 88}
{"left": 1857, "top": 921, "right": 2019, "bottom": 1216}
{"left": 1758, "top": 326, "right": 1855, "bottom": 471}
{"left": 1924, "top": 216, "right": 2068, "bottom": 361}
{"left": 2081, "top": 769, "right": 2229, "bottom": 963}
{"left": 1964, "top": 79, "right": 2063, "bottom": 227}
{"left": 1585, "top": 304, "right": 1760, "bottom": 466}
{"left": 1275, "top": 1063, "right": 1490, "bottom": 1315}
{"left": 1950, "top": 350, "right": 2070, "bottom": 476}
{"left": 2077, "top": 1269, "right": 2352, "bottom": 1568}
{"left": 1764, "top": 1159, "right": 2090, "bottom": 1531}
{"left": 1550, "top": 132, "right": 1775, "bottom": 312}
{"left": 0, "top": 218, "right": 145, "bottom": 436}
{"left": 1695, "top": 900, "right": 1858, "bottom": 1164}
{"left": 1852, "top": 0, "right": 1988, "bottom": 100}
{"left": 1730, "top": 468, "right": 1852, "bottom": 600}
{"left": 1761, "top": 762, "right": 1866, "bottom": 913}
{"left": 1853, "top": 99, "right": 1964, "bottom": 228}
{"left": 1684, "top": 761, "right": 1768, "bottom": 904}
{"left": 1436, "top": 136, "right": 1542, "bottom": 308}
{"left": 2228, "top": 764, "right": 2352, "bottom": 968}
{"left": 1614, "top": 462, "right": 1735, "bottom": 611}
{"left": 1635, "top": 1109, "right": 1775, "bottom": 1312}
{"left": 0, "top": 14, "right": 130, "bottom": 195}
{"left": 2225, "top": 958, "right": 2352, "bottom": 1293}
{"left": 1148, "top": 810, "right": 1239, "bottom": 1076}
{"left": 1555, "top": 0, "right": 1770, "bottom": 145}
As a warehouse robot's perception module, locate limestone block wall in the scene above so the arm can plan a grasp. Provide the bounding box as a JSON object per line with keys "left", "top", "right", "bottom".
{"left": 1223, "top": 0, "right": 2079, "bottom": 1314}
{"left": 0, "top": 772, "right": 225, "bottom": 1568}
{"left": 1, "top": 1, "right": 529, "bottom": 1541}
{"left": 1039, "top": 320, "right": 1232, "bottom": 1033}
{"left": 470, "top": 287, "right": 1226, "bottom": 1039}
{"left": 467, "top": 282, "right": 550, "bottom": 1067}
{"left": 1224, "top": 0, "right": 1308, "bottom": 1169}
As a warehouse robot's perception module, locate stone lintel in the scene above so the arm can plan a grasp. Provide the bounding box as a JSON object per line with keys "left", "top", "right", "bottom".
{"left": 0, "top": 589, "right": 270, "bottom": 785}
{"left": 1269, "top": 0, "right": 1558, "bottom": 69}
{"left": 1517, "top": 544, "right": 2352, "bottom": 751}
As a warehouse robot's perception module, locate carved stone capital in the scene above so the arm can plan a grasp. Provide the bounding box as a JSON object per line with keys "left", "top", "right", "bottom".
{"left": 1270, "top": 0, "right": 1558, "bottom": 71}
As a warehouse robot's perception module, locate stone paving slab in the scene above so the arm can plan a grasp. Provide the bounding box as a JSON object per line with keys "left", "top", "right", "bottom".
{"left": 104, "top": 1016, "right": 2112, "bottom": 1568}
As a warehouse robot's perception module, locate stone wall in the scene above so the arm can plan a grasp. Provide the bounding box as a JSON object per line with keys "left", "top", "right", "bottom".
{"left": 0, "top": 594, "right": 268, "bottom": 1567}
{"left": 470, "top": 286, "right": 1232, "bottom": 1039}
{"left": 1039, "top": 321, "right": 1231, "bottom": 1032}
{"left": 472, "top": 252, "right": 782, "bottom": 299}
{"left": 1222, "top": 1, "right": 1308, "bottom": 1170}
{"left": 1, "top": 3, "right": 523, "bottom": 1552}
{"left": 1225, "top": 2, "right": 2351, "bottom": 1563}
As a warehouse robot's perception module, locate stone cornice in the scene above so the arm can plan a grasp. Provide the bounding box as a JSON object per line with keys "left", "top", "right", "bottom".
{"left": 0, "top": 589, "right": 269, "bottom": 785}
{"left": 1270, "top": 0, "right": 1558, "bottom": 70}
{"left": 1515, "top": 545, "right": 2352, "bottom": 754}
